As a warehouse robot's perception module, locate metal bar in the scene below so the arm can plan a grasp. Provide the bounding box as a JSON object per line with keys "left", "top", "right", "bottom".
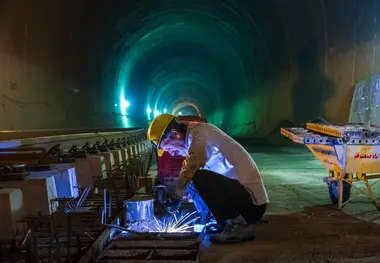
{"left": 0, "top": 128, "right": 144, "bottom": 141}
{"left": 96, "top": 233, "right": 202, "bottom": 263}
{"left": 0, "top": 129, "right": 153, "bottom": 262}
{"left": 103, "top": 189, "right": 107, "bottom": 223}
{"left": 0, "top": 129, "right": 147, "bottom": 151}
{"left": 68, "top": 212, "right": 72, "bottom": 263}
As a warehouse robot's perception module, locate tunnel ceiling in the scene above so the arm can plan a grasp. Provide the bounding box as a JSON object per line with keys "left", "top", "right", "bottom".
{"left": 101, "top": 0, "right": 293, "bottom": 124}
{"left": 2, "top": 0, "right": 379, "bottom": 134}
{"left": 80, "top": 0, "right": 375, "bottom": 132}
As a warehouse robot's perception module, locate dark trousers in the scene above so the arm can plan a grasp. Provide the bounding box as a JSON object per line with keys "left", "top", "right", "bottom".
{"left": 192, "top": 169, "right": 267, "bottom": 225}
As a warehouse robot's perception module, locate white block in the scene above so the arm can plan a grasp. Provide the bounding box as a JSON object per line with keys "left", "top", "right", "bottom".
{"left": 74, "top": 156, "right": 106, "bottom": 187}
{"left": 0, "top": 188, "right": 24, "bottom": 240}
{"left": 0, "top": 175, "right": 58, "bottom": 216}
{"left": 121, "top": 148, "right": 128, "bottom": 162}
{"left": 30, "top": 166, "right": 79, "bottom": 198}
{"left": 100, "top": 152, "right": 115, "bottom": 174}
{"left": 111, "top": 150, "right": 122, "bottom": 166}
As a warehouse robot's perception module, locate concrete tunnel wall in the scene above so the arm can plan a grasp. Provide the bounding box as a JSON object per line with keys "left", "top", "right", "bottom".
{"left": 0, "top": 0, "right": 379, "bottom": 143}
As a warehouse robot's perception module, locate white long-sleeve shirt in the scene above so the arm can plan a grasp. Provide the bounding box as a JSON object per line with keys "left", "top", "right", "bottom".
{"left": 178, "top": 122, "right": 269, "bottom": 205}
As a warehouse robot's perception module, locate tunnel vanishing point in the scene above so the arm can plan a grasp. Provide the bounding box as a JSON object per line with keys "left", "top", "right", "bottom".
{"left": 0, "top": 0, "right": 379, "bottom": 141}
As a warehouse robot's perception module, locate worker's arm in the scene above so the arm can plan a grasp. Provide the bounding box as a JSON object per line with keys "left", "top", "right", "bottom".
{"left": 176, "top": 135, "right": 211, "bottom": 196}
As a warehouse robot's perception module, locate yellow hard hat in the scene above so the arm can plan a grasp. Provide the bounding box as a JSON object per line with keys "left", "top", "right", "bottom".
{"left": 147, "top": 114, "right": 176, "bottom": 157}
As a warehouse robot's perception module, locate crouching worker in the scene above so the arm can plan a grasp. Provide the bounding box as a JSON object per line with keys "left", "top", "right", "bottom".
{"left": 147, "top": 114, "right": 269, "bottom": 244}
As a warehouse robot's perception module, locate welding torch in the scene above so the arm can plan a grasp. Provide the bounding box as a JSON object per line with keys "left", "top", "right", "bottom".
{"left": 154, "top": 179, "right": 193, "bottom": 215}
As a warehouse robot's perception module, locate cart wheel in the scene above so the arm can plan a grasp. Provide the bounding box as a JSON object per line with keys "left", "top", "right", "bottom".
{"left": 327, "top": 180, "right": 351, "bottom": 205}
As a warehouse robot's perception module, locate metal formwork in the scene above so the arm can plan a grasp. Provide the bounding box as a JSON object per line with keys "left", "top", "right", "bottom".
{"left": 88, "top": 214, "right": 203, "bottom": 263}
{"left": 0, "top": 128, "right": 153, "bottom": 263}
{"left": 97, "top": 234, "right": 201, "bottom": 263}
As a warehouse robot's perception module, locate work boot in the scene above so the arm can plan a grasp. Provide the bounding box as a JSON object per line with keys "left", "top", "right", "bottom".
{"left": 229, "top": 215, "right": 246, "bottom": 225}
{"left": 209, "top": 216, "right": 255, "bottom": 244}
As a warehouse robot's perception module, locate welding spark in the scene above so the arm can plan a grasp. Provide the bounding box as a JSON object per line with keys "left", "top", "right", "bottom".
{"left": 150, "top": 211, "right": 200, "bottom": 233}
{"left": 128, "top": 211, "right": 201, "bottom": 233}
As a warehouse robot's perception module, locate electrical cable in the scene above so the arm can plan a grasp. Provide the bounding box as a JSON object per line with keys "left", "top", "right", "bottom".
{"left": 232, "top": 117, "right": 328, "bottom": 140}
{"left": 0, "top": 94, "right": 51, "bottom": 108}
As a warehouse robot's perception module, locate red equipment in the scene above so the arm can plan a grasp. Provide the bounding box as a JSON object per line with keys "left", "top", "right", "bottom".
{"left": 156, "top": 116, "right": 207, "bottom": 179}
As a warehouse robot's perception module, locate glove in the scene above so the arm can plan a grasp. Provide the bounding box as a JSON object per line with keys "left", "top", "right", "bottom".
{"left": 165, "top": 196, "right": 182, "bottom": 213}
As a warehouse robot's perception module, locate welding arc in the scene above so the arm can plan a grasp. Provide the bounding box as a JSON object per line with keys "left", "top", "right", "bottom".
{"left": 103, "top": 223, "right": 164, "bottom": 240}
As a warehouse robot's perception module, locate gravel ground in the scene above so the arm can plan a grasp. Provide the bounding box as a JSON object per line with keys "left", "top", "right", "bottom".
{"left": 200, "top": 146, "right": 380, "bottom": 262}
{"left": 201, "top": 205, "right": 380, "bottom": 262}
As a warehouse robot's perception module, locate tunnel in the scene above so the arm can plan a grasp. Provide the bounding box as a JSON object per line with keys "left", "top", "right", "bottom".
{"left": 0, "top": 0, "right": 379, "bottom": 142}
{"left": 4, "top": 1, "right": 380, "bottom": 261}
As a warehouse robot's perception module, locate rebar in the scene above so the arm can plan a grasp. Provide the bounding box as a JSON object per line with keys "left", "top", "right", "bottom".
{"left": 0, "top": 129, "right": 153, "bottom": 263}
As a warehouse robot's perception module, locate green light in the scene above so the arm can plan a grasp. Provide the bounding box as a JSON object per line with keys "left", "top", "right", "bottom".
{"left": 112, "top": 4, "right": 258, "bottom": 135}
{"left": 120, "top": 98, "right": 130, "bottom": 116}
{"left": 122, "top": 100, "right": 130, "bottom": 109}
{"left": 146, "top": 107, "right": 152, "bottom": 120}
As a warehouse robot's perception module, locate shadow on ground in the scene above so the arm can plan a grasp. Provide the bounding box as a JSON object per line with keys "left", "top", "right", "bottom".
{"left": 201, "top": 205, "right": 380, "bottom": 263}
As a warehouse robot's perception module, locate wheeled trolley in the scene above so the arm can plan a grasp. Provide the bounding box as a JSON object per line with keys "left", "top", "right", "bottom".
{"left": 281, "top": 123, "right": 380, "bottom": 211}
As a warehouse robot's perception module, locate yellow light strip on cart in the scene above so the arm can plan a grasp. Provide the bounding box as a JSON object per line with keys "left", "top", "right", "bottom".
{"left": 306, "top": 123, "right": 343, "bottom": 138}
{"left": 280, "top": 128, "right": 305, "bottom": 144}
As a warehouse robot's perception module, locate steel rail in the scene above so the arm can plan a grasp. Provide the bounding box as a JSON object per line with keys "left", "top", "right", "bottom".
{"left": 0, "top": 128, "right": 146, "bottom": 141}
{"left": 0, "top": 128, "right": 147, "bottom": 150}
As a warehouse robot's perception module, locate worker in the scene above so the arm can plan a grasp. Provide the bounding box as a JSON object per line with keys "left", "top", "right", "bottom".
{"left": 147, "top": 114, "right": 268, "bottom": 244}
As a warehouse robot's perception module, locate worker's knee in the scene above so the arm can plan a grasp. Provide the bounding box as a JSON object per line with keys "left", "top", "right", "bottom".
{"left": 192, "top": 169, "right": 210, "bottom": 186}
{"left": 192, "top": 170, "right": 202, "bottom": 185}
{"left": 193, "top": 170, "right": 224, "bottom": 192}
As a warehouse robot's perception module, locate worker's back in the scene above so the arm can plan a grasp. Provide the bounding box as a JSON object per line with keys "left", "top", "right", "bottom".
{"left": 187, "top": 122, "right": 269, "bottom": 205}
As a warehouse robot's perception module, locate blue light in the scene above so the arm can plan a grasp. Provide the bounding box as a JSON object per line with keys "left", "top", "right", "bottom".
{"left": 163, "top": 108, "right": 168, "bottom": 113}
{"left": 193, "top": 224, "right": 205, "bottom": 232}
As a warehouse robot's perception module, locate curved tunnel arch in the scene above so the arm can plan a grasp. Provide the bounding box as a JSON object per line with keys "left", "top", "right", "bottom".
{"left": 0, "top": 0, "right": 365, "bottom": 137}
{"left": 102, "top": 0, "right": 302, "bottom": 134}
{"left": 117, "top": 27, "right": 249, "bottom": 114}
{"left": 171, "top": 101, "right": 202, "bottom": 116}
{"left": 154, "top": 80, "right": 219, "bottom": 115}
{"left": 107, "top": 1, "right": 279, "bottom": 127}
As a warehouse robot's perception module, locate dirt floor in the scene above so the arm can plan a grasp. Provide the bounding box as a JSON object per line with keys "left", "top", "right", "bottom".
{"left": 200, "top": 146, "right": 380, "bottom": 263}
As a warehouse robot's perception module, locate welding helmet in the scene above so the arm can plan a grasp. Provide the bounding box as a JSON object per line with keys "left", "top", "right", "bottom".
{"left": 147, "top": 114, "right": 176, "bottom": 157}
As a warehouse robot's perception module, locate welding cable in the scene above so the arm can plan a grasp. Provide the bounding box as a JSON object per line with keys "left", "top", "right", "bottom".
{"left": 236, "top": 117, "right": 328, "bottom": 140}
